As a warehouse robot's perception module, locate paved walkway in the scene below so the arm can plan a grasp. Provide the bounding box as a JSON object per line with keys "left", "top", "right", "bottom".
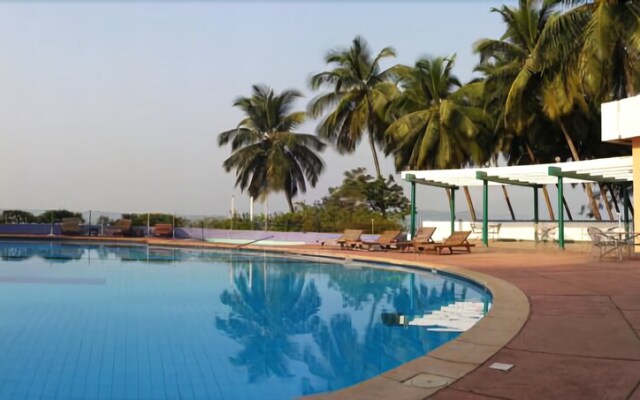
{"left": 298, "top": 242, "right": 640, "bottom": 400}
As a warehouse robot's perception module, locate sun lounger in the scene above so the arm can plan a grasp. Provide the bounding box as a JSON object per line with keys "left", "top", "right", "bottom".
{"left": 360, "top": 230, "right": 401, "bottom": 251}
{"left": 153, "top": 223, "right": 173, "bottom": 238}
{"left": 433, "top": 231, "right": 475, "bottom": 255}
{"left": 396, "top": 227, "right": 437, "bottom": 253}
{"left": 336, "top": 229, "right": 363, "bottom": 250}
{"left": 61, "top": 218, "right": 84, "bottom": 236}
{"left": 104, "top": 219, "right": 132, "bottom": 237}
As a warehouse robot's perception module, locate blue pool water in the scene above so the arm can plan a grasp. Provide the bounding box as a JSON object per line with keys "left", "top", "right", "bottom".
{"left": 0, "top": 241, "right": 491, "bottom": 400}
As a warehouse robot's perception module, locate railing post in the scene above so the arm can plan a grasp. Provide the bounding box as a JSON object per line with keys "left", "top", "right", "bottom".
{"left": 558, "top": 177, "right": 564, "bottom": 249}
{"left": 482, "top": 180, "right": 488, "bottom": 247}
{"left": 623, "top": 185, "right": 630, "bottom": 234}
{"left": 533, "top": 186, "right": 539, "bottom": 242}
{"left": 410, "top": 180, "right": 416, "bottom": 239}
{"left": 450, "top": 188, "right": 456, "bottom": 235}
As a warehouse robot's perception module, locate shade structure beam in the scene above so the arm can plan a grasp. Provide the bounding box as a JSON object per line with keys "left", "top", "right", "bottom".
{"left": 548, "top": 166, "right": 629, "bottom": 183}
{"left": 476, "top": 171, "right": 542, "bottom": 188}
{"left": 404, "top": 174, "right": 459, "bottom": 190}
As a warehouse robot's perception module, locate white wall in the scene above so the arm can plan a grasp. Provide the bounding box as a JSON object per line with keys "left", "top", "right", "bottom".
{"left": 419, "top": 220, "right": 624, "bottom": 243}
{"left": 601, "top": 95, "right": 640, "bottom": 141}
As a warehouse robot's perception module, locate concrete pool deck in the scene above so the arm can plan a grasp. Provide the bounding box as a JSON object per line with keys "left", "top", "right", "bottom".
{"left": 2, "top": 235, "right": 640, "bottom": 399}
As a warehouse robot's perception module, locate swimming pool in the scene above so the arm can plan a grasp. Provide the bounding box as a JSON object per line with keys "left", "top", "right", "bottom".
{"left": 0, "top": 241, "right": 491, "bottom": 400}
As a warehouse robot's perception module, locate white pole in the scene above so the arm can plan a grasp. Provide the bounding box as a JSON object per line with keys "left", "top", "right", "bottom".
{"left": 231, "top": 195, "right": 235, "bottom": 231}
{"left": 250, "top": 196, "right": 254, "bottom": 228}
{"left": 265, "top": 196, "right": 269, "bottom": 231}
{"left": 231, "top": 195, "right": 235, "bottom": 218}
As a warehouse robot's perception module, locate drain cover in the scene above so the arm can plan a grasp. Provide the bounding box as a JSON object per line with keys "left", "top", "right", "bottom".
{"left": 404, "top": 374, "right": 453, "bottom": 389}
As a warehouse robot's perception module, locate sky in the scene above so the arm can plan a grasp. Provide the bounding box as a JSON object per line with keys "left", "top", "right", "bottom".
{"left": 0, "top": 0, "right": 599, "bottom": 221}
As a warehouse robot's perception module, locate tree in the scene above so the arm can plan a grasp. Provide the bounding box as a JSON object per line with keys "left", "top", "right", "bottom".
{"left": 327, "top": 168, "right": 409, "bottom": 218}
{"left": 218, "top": 85, "right": 326, "bottom": 212}
{"left": 0, "top": 210, "right": 38, "bottom": 224}
{"left": 309, "top": 36, "right": 398, "bottom": 178}
{"left": 499, "top": 0, "right": 634, "bottom": 218}
{"left": 473, "top": 0, "right": 561, "bottom": 163}
{"left": 535, "top": 0, "right": 640, "bottom": 102}
{"left": 37, "top": 210, "right": 83, "bottom": 223}
{"left": 384, "top": 56, "right": 490, "bottom": 171}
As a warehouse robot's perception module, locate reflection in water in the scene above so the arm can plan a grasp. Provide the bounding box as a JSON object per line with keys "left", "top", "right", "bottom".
{"left": 0, "top": 241, "right": 86, "bottom": 263}
{"left": 216, "top": 260, "right": 321, "bottom": 384}
{"left": 216, "top": 256, "right": 490, "bottom": 395}
{"left": 0, "top": 241, "right": 244, "bottom": 264}
{"left": 0, "top": 241, "right": 491, "bottom": 398}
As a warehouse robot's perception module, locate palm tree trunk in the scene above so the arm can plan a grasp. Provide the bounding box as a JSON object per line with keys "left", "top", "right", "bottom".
{"left": 463, "top": 187, "right": 477, "bottom": 222}
{"left": 599, "top": 183, "right": 614, "bottom": 220}
{"left": 285, "top": 192, "right": 295, "bottom": 213}
{"left": 526, "top": 143, "right": 555, "bottom": 220}
{"left": 365, "top": 92, "right": 383, "bottom": 178}
{"left": 368, "top": 133, "right": 382, "bottom": 179}
{"left": 558, "top": 119, "right": 602, "bottom": 220}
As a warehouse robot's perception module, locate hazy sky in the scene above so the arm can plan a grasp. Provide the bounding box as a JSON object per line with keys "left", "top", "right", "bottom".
{"left": 2, "top": 0, "right": 596, "bottom": 220}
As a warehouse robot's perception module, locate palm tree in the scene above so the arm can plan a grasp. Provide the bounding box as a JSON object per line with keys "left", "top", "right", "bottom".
{"left": 384, "top": 56, "right": 490, "bottom": 171}
{"left": 501, "top": 1, "right": 636, "bottom": 219}
{"left": 218, "top": 85, "right": 326, "bottom": 212}
{"left": 474, "top": 0, "right": 560, "bottom": 163}
{"left": 309, "top": 36, "right": 398, "bottom": 178}
{"left": 535, "top": 0, "right": 640, "bottom": 102}
{"left": 474, "top": 0, "right": 567, "bottom": 219}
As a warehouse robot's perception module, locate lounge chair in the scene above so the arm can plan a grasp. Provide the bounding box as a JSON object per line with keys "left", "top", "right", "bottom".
{"left": 433, "top": 231, "right": 475, "bottom": 255}
{"left": 396, "top": 227, "right": 437, "bottom": 253}
{"left": 336, "top": 229, "right": 363, "bottom": 250}
{"left": 360, "top": 230, "right": 401, "bottom": 251}
{"left": 153, "top": 223, "right": 173, "bottom": 238}
{"left": 61, "top": 218, "right": 84, "bottom": 236}
{"left": 104, "top": 219, "right": 132, "bottom": 237}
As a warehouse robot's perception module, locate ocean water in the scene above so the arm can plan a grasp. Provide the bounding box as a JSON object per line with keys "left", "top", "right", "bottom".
{"left": 0, "top": 241, "right": 491, "bottom": 400}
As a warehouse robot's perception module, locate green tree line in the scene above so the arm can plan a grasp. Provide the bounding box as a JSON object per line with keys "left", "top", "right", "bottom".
{"left": 216, "top": 1, "right": 636, "bottom": 227}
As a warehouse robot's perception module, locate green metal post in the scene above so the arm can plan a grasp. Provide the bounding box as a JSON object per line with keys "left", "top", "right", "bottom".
{"left": 623, "top": 185, "right": 630, "bottom": 234}
{"left": 410, "top": 181, "right": 416, "bottom": 239}
{"left": 482, "top": 180, "right": 488, "bottom": 247}
{"left": 450, "top": 188, "right": 456, "bottom": 235}
{"left": 533, "top": 186, "right": 539, "bottom": 242}
{"left": 558, "top": 177, "right": 564, "bottom": 249}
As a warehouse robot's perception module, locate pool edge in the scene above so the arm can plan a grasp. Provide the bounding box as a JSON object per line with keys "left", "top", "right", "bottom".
{"left": 0, "top": 235, "right": 529, "bottom": 399}
{"left": 284, "top": 249, "right": 529, "bottom": 400}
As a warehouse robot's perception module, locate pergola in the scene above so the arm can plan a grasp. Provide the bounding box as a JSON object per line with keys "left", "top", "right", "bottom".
{"left": 401, "top": 156, "right": 634, "bottom": 249}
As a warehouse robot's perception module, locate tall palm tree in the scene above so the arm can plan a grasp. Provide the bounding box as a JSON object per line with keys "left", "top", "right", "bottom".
{"left": 309, "top": 36, "right": 398, "bottom": 178}
{"left": 535, "top": 0, "right": 640, "bottom": 102}
{"left": 384, "top": 56, "right": 490, "bottom": 171}
{"left": 474, "top": 0, "right": 560, "bottom": 162}
{"left": 474, "top": 0, "right": 567, "bottom": 219}
{"left": 218, "top": 85, "right": 326, "bottom": 212}
{"left": 502, "top": 1, "right": 636, "bottom": 219}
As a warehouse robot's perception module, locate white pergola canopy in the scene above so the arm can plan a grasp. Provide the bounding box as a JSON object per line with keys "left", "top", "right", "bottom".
{"left": 401, "top": 156, "right": 634, "bottom": 249}
{"left": 401, "top": 156, "right": 633, "bottom": 187}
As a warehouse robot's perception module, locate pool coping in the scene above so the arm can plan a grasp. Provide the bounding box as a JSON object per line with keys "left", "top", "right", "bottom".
{"left": 0, "top": 235, "right": 530, "bottom": 399}
{"left": 281, "top": 248, "right": 529, "bottom": 400}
